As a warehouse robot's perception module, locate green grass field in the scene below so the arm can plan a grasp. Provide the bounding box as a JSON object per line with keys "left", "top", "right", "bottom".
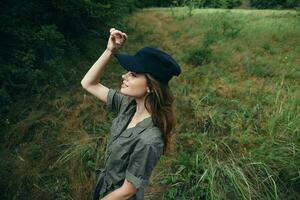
{"left": 1, "top": 7, "right": 299, "bottom": 200}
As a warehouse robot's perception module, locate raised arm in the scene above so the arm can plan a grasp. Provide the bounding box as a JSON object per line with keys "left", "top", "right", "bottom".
{"left": 81, "top": 28, "right": 128, "bottom": 103}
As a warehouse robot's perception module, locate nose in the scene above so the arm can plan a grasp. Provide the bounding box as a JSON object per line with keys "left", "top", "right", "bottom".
{"left": 122, "top": 73, "right": 127, "bottom": 80}
{"left": 122, "top": 71, "right": 131, "bottom": 80}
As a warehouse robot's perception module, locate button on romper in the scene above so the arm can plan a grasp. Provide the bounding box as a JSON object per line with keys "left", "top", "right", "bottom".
{"left": 93, "top": 88, "right": 164, "bottom": 200}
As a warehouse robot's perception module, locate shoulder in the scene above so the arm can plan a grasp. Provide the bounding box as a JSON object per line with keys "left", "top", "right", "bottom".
{"left": 107, "top": 88, "right": 129, "bottom": 103}
{"left": 107, "top": 88, "right": 135, "bottom": 114}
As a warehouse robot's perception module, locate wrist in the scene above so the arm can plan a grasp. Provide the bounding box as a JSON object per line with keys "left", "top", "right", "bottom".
{"left": 106, "top": 47, "right": 116, "bottom": 55}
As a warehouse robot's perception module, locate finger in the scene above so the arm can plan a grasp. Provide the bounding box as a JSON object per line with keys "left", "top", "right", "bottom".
{"left": 122, "top": 33, "right": 128, "bottom": 40}
{"left": 111, "top": 30, "right": 123, "bottom": 37}
{"left": 122, "top": 35, "right": 127, "bottom": 42}
{"left": 110, "top": 28, "right": 116, "bottom": 32}
{"left": 110, "top": 30, "right": 118, "bottom": 34}
{"left": 110, "top": 34, "right": 115, "bottom": 41}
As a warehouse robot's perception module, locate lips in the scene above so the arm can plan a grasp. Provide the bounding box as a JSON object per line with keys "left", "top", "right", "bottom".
{"left": 122, "top": 82, "right": 128, "bottom": 87}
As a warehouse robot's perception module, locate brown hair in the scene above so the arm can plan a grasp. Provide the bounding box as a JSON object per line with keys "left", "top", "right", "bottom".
{"left": 143, "top": 73, "right": 176, "bottom": 155}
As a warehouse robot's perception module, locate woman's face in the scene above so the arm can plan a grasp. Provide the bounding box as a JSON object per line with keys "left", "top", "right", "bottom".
{"left": 120, "top": 71, "right": 148, "bottom": 98}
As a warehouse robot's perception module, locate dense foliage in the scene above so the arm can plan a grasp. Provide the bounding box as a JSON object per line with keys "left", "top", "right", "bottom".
{"left": 250, "top": 0, "right": 300, "bottom": 9}
{"left": 135, "top": 0, "right": 174, "bottom": 8}
{"left": 196, "top": 0, "right": 243, "bottom": 8}
{"left": 175, "top": 0, "right": 300, "bottom": 9}
{"left": 0, "top": 0, "right": 137, "bottom": 123}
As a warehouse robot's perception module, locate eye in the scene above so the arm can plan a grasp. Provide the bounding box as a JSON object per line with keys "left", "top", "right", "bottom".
{"left": 131, "top": 72, "right": 136, "bottom": 77}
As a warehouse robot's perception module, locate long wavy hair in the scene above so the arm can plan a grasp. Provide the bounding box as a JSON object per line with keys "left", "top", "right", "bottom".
{"left": 143, "top": 73, "right": 176, "bottom": 155}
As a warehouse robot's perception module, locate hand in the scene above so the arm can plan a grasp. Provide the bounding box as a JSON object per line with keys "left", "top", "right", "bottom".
{"left": 107, "top": 28, "right": 128, "bottom": 53}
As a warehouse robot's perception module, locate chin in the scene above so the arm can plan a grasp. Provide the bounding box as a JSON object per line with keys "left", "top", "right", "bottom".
{"left": 120, "top": 87, "right": 130, "bottom": 95}
{"left": 121, "top": 87, "right": 137, "bottom": 97}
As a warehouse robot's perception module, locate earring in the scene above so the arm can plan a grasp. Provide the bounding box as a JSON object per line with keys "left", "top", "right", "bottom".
{"left": 147, "top": 89, "right": 150, "bottom": 93}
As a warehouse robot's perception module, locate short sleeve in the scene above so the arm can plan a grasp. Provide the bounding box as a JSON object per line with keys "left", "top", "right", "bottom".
{"left": 106, "top": 88, "right": 128, "bottom": 114}
{"left": 125, "top": 139, "right": 164, "bottom": 190}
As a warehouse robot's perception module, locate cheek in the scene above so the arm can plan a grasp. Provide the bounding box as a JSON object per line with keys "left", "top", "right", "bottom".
{"left": 131, "top": 80, "right": 147, "bottom": 95}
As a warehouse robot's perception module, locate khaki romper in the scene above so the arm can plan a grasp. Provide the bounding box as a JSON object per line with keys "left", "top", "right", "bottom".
{"left": 93, "top": 88, "right": 164, "bottom": 200}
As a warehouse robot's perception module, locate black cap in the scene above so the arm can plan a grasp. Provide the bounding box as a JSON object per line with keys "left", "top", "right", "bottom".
{"left": 114, "top": 46, "right": 181, "bottom": 85}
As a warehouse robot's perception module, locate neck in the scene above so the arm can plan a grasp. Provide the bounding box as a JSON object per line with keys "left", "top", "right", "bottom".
{"left": 134, "top": 96, "right": 151, "bottom": 119}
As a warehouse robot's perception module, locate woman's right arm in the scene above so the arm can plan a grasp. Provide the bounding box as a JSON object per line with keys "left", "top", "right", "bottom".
{"left": 80, "top": 49, "right": 113, "bottom": 103}
{"left": 81, "top": 28, "right": 127, "bottom": 103}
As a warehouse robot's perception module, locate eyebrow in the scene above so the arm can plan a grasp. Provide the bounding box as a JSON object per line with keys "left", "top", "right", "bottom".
{"left": 129, "top": 71, "right": 138, "bottom": 76}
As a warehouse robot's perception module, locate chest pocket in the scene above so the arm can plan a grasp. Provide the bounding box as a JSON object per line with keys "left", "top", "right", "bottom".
{"left": 105, "top": 129, "right": 133, "bottom": 165}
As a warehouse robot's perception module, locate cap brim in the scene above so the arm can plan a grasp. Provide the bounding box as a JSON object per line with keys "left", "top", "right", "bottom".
{"left": 114, "top": 54, "right": 145, "bottom": 73}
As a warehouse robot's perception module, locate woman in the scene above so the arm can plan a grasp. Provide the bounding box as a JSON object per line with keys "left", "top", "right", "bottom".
{"left": 81, "top": 28, "right": 181, "bottom": 200}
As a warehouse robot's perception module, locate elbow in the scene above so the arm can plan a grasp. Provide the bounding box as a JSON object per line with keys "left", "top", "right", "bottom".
{"left": 81, "top": 79, "right": 98, "bottom": 89}
{"left": 81, "top": 80, "right": 89, "bottom": 89}
{"left": 80, "top": 81, "right": 86, "bottom": 89}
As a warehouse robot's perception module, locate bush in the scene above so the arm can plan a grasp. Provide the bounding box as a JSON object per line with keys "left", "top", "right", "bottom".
{"left": 135, "top": 0, "right": 174, "bottom": 8}
{"left": 197, "top": 0, "right": 242, "bottom": 8}
{"left": 250, "top": 0, "right": 300, "bottom": 9}
{"left": 225, "top": 0, "right": 243, "bottom": 8}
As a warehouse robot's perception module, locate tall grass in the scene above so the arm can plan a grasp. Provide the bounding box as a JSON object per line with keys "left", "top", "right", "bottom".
{"left": 126, "top": 7, "right": 300, "bottom": 200}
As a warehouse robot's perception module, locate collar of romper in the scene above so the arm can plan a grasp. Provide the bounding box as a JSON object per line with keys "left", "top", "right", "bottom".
{"left": 126, "top": 99, "right": 154, "bottom": 130}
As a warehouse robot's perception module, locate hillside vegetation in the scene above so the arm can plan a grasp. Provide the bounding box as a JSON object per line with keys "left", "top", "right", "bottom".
{"left": 1, "top": 7, "right": 299, "bottom": 200}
